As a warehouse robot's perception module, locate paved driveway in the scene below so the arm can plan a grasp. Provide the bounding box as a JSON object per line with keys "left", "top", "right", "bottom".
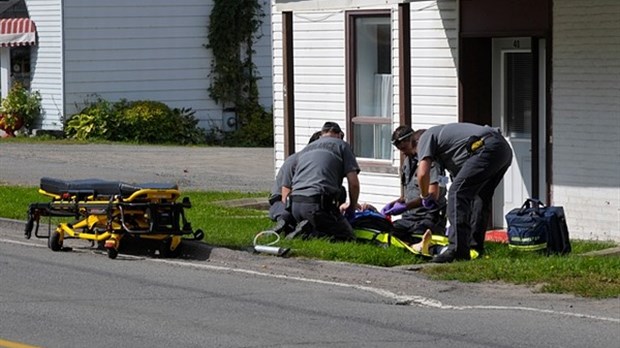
{"left": 0, "top": 143, "right": 274, "bottom": 192}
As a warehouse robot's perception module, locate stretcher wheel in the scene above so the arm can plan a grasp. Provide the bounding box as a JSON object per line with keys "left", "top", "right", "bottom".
{"left": 48, "top": 231, "right": 62, "bottom": 251}
{"left": 107, "top": 248, "right": 119, "bottom": 259}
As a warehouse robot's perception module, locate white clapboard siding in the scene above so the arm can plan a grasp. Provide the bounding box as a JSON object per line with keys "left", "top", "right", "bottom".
{"left": 271, "top": 2, "right": 285, "bottom": 169}
{"left": 26, "top": 0, "right": 64, "bottom": 130}
{"left": 411, "top": 0, "right": 458, "bottom": 131}
{"left": 552, "top": 0, "right": 620, "bottom": 241}
{"left": 60, "top": 0, "right": 272, "bottom": 130}
{"left": 293, "top": 10, "right": 346, "bottom": 154}
{"left": 272, "top": 8, "right": 348, "bottom": 169}
{"left": 271, "top": 2, "right": 403, "bottom": 206}
{"left": 62, "top": 0, "right": 213, "bottom": 126}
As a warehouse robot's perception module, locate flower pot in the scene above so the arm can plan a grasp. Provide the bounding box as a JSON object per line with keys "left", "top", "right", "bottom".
{"left": 0, "top": 113, "right": 24, "bottom": 137}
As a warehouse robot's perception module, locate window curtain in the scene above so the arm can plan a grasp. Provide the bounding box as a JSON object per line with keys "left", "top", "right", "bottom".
{"left": 373, "top": 74, "right": 392, "bottom": 117}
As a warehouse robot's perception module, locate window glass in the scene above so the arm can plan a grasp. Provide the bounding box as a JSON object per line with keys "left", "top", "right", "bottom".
{"left": 350, "top": 14, "right": 392, "bottom": 160}
{"left": 354, "top": 123, "right": 392, "bottom": 159}
{"left": 505, "top": 52, "right": 532, "bottom": 138}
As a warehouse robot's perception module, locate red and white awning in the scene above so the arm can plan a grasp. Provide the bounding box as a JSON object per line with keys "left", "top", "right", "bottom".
{"left": 0, "top": 18, "right": 36, "bottom": 47}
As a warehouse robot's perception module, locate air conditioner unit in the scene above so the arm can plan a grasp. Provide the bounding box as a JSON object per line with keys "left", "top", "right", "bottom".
{"left": 221, "top": 108, "right": 238, "bottom": 132}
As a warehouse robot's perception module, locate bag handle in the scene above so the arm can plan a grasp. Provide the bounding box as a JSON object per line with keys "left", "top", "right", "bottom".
{"left": 518, "top": 198, "right": 546, "bottom": 215}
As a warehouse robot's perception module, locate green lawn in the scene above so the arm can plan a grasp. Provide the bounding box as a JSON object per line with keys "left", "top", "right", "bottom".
{"left": 1, "top": 185, "right": 618, "bottom": 298}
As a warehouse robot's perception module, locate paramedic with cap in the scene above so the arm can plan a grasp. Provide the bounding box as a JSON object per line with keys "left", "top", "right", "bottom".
{"left": 283, "top": 121, "right": 360, "bottom": 241}
{"left": 416, "top": 122, "right": 512, "bottom": 263}
{"left": 382, "top": 125, "right": 447, "bottom": 243}
{"left": 268, "top": 131, "right": 322, "bottom": 235}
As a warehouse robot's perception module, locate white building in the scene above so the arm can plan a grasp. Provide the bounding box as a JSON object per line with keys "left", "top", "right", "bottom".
{"left": 0, "top": 0, "right": 273, "bottom": 131}
{"left": 271, "top": 0, "right": 620, "bottom": 241}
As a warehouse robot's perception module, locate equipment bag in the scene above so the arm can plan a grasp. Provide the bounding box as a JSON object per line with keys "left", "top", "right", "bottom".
{"left": 349, "top": 210, "right": 394, "bottom": 233}
{"left": 348, "top": 210, "right": 424, "bottom": 254}
{"left": 505, "top": 198, "right": 571, "bottom": 255}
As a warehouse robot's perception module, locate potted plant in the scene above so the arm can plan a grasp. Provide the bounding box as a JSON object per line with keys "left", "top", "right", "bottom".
{"left": 0, "top": 82, "right": 42, "bottom": 137}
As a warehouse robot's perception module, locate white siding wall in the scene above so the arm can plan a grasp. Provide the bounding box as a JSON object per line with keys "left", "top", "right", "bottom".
{"left": 271, "top": 8, "right": 347, "bottom": 171}
{"left": 271, "top": 2, "right": 283, "bottom": 169}
{"left": 552, "top": 0, "right": 620, "bottom": 241}
{"left": 271, "top": 1, "right": 458, "bottom": 207}
{"left": 410, "top": 0, "right": 458, "bottom": 129}
{"left": 271, "top": 3, "right": 402, "bottom": 208}
{"left": 26, "top": 0, "right": 64, "bottom": 129}
{"left": 61, "top": 0, "right": 272, "bottom": 130}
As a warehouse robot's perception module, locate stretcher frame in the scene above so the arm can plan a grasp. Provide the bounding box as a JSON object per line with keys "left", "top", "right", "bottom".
{"left": 25, "top": 178, "right": 203, "bottom": 259}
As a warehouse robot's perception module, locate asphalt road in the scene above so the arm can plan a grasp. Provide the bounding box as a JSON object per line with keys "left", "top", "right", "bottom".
{"left": 0, "top": 143, "right": 274, "bottom": 192}
{"left": 1, "top": 221, "right": 619, "bottom": 348}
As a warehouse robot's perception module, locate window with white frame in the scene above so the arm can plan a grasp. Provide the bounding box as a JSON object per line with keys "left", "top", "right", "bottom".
{"left": 347, "top": 11, "right": 392, "bottom": 161}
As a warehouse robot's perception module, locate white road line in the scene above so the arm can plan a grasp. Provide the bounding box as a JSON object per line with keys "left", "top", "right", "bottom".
{"left": 2, "top": 237, "right": 619, "bottom": 324}
{"left": 151, "top": 258, "right": 620, "bottom": 324}
{"left": 1, "top": 239, "right": 46, "bottom": 248}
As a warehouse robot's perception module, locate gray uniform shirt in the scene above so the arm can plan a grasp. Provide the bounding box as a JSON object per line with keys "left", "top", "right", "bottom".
{"left": 417, "top": 123, "right": 498, "bottom": 177}
{"left": 290, "top": 136, "right": 360, "bottom": 197}
{"left": 270, "top": 153, "right": 298, "bottom": 199}
{"left": 402, "top": 154, "right": 446, "bottom": 218}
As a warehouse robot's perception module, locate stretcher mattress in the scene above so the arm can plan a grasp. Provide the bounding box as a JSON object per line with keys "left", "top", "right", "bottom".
{"left": 40, "top": 177, "right": 178, "bottom": 197}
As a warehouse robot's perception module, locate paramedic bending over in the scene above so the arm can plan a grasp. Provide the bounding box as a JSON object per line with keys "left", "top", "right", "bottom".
{"left": 416, "top": 123, "right": 512, "bottom": 263}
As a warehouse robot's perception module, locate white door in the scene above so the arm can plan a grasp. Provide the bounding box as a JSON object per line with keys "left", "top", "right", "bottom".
{"left": 491, "top": 37, "right": 547, "bottom": 227}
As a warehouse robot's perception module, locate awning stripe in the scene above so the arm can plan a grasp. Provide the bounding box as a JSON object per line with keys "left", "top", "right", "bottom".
{"left": 0, "top": 18, "right": 37, "bottom": 47}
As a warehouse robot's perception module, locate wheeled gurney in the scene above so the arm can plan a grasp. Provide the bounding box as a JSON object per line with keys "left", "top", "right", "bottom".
{"left": 24, "top": 177, "right": 204, "bottom": 259}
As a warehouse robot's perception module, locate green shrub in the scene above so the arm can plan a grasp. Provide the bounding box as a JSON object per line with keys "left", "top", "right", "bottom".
{"left": 0, "top": 82, "right": 42, "bottom": 130}
{"left": 65, "top": 98, "right": 116, "bottom": 141}
{"left": 170, "top": 107, "right": 207, "bottom": 145}
{"left": 65, "top": 98, "right": 206, "bottom": 144}
{"left": 116, "top": 100, "right": 175, "bottom": 143}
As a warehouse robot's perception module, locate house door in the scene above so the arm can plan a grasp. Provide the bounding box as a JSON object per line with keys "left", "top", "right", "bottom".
{"left": 491, "top": 37, "right": 547, "bottom": 227}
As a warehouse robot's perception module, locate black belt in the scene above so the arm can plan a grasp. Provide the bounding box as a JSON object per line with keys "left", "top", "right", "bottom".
{"left": 291, "top": 195, "right": 340, "bottom": 210}
{"left": 290, "top": 195, "right": 322, "bottom": 203}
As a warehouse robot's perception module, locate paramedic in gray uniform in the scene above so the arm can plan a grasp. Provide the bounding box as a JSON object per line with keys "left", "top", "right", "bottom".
{"left": 382, "top": 126, "right": 447, "bottom": 243}
{"left": 283, "top": 122, "right": 360, "bottom": 241}
{"left": 416, "top": 122, "right": 512, "bottom": 263}
{"left": 268, "top": 131, "right": 322, "bottom": 234}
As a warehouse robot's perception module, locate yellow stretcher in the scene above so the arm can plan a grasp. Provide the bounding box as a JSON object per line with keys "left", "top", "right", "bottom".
{"left": 25, "top": 177, "right": 203, "bottom": 259}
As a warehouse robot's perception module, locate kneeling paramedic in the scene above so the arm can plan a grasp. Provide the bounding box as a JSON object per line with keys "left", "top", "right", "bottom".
{"left": 282, "top": 122, "right": 360, "bottom": 241}
{"left": 268, "top": 131, "right": 322, "bottom": 235}
{"left": 382, "top": 126, "right": 447, "bottom": 244}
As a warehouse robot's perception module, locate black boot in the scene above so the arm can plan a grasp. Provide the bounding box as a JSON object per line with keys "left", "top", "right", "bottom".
{"left": 431, "top": 250, "right": 471, "bottom": 263}
{"left": 285, "top": 220, "right": 311, "bottom": 240}
{"left": 272, "top": 219, "right": 287, "bottom": 234}
{"left": 430, "top": 250, "right": 456, "bottom": 263}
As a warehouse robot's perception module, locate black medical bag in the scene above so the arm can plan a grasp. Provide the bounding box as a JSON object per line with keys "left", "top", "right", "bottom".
{"left": 505, "top": 198, "right": 571, "bottom": 255}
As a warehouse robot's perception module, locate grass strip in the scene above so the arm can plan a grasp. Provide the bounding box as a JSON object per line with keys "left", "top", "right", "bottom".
{"left": 0, "top": 185, "right": 617, "bottom": 298}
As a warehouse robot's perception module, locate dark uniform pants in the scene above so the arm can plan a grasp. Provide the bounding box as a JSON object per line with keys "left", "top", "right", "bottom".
{"left": 393, "top": 213, "right": 446, "bottom": 244}
{"left": 291, "top": 201, "right": 355, "bottom": 241}
{"left": 268, "top": 196, "right": 295, "bottom": 228}
{"left": 448, "top": 133, "right": 513, "bottom": 259}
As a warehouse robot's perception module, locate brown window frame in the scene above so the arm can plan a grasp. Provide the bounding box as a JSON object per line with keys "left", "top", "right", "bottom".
{"left": 345, "top": 9, "right": 399, "bottom": 174}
